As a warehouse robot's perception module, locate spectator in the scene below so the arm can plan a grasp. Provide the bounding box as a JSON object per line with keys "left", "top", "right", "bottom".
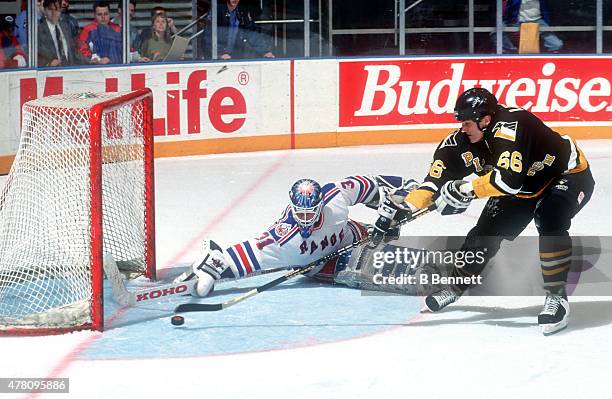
{"left": 0, "top": 15, "right": 27, "bottom": 68}
{"left": 60, "top": 0, "right": 79, "bottom": 39}
{"left": 15, "top": 0, "right": 44, "bottom": 52}
{"left": 140, "top": 13, "right": 172, "bottom": 62}
{"left": 38, "top": 0, "right": 86, "bottom": 67}
{"left": 78, "top": 1, "right": 122, "bottom": 64}
{"left": 112, "top": 0, "right": 141, "bottom": 62}
{"left": 134, "top": 6, "right": 177, "bottom": 54}
{"left": 205, "top": 0, "right": 274, "bottom": 60}
{"left": 495, "top": 0, "right": 563, "bottom": 53}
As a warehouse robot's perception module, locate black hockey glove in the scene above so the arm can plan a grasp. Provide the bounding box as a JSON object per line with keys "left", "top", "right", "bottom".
{"left": 435, "top": 180, "right": 475, "bottom": 215}
{"left": 371, "top": 195, "right": 413, "bottom": 245}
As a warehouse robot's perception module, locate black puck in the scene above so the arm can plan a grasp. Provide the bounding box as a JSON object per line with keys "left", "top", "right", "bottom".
{"left": 170, "top": 315, "right": 185, "bottom": 326}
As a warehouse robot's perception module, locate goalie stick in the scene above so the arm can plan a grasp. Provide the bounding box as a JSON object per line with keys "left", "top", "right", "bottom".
{"left": 174, "top": 204, "right": 436, "bottom": 314}
{"left": 103, "top": 254, "right": 197, "bottom": 306}
{"left": 102, "top": 254, "right": 289, "bottom": 306}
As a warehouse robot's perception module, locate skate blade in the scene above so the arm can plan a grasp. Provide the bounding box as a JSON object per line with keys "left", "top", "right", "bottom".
{"left": 540, "top": 319, "right": 568, "bottom": 336}
{"left": 420, "top": 305, "right": 433, "bottom": 313}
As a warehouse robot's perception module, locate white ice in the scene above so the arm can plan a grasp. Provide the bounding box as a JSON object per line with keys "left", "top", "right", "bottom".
{"left": 0, "top": 140, "right": 611, "bottom": 399}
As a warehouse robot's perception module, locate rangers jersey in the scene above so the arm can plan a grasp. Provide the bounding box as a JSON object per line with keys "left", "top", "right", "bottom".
{"left": 222, "top": 175, "right": 405, "bottom": 278}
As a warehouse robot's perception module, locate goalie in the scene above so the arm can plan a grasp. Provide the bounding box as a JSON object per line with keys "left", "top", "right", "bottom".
{"left": 175, "top": 175, "right": 418, "bottom": 297}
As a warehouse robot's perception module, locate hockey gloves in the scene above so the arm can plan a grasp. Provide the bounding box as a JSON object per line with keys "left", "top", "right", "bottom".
{"left": 372, "top": 187, "right": 414, "bottom": 244}
{"left": 435, "top": 180, "right": 475, "bottom": 215}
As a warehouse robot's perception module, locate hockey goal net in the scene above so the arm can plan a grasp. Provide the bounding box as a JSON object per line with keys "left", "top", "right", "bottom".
{"left": 0, "top": 89, "right": 155, "bottom": 335}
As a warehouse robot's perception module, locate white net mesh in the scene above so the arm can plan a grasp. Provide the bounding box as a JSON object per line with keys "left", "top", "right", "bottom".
{"left": 0, "top": 92, "right": 153, "bottom": 333}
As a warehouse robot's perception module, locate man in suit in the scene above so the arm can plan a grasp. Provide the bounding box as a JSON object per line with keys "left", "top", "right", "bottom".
{"left": 38, "top": 0, "right": 86, "bottom": 66}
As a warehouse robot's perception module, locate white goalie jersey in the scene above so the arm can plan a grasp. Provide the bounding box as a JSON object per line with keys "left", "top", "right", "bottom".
{"left": 220, "top": 175, "right": 410, "bottom": 279}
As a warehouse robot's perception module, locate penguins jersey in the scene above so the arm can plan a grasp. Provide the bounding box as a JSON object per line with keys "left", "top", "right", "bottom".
{"left": 471, "top": 106, "right": 589, "bottom": 198}
{"left": 222, "top": 175, "right": 406, "bottom": 278}
{"left": 406, "top": 129, "right": 493, "bottom": 209}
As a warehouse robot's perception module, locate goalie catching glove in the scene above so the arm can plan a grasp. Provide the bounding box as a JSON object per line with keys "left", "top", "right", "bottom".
{"left": 371, "top": 178, "right": 419, "bottom": 244}
{"left": 174, "top": 239, "right": 232, "bottom": 297}
{"left": 435, "top": 180, "right": 475, "bottom": 215}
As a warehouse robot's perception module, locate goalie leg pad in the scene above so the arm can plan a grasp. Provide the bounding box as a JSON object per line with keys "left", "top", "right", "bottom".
{"left": 191, "top": 239, "right": 230, "bottom": 280}
{"left": 193, "top": 272, "right": 215, "bottom": 297}
{"left": 177, "top": 239, "right": 234, "bottom": 297}
{"left": 334, "top": 241, "right": 447, "bottom": 295}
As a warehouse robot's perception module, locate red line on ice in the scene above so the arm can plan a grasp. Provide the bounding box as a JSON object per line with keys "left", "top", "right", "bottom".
{"left": 28, "top": 152, "right": 290, "bottom": 399}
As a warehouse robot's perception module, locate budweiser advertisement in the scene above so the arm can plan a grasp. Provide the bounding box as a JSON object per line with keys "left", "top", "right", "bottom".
{"left": 339, "top": 58, "right": 612, "bottom": 127}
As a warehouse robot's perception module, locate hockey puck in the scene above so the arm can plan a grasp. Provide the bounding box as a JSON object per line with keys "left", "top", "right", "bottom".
{"left": 170, "top": 315, "right": 185, "bottom": 326}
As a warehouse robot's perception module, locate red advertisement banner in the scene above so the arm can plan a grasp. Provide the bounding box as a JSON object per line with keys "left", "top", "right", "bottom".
{"left": 339, "top": 58, "right": 612, "bottom": 127}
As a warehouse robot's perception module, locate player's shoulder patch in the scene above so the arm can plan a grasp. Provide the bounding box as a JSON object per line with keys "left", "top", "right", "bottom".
{"left": 438, "top": 130, "right": 462, "bottom": 149}
{"left": 492, "top": 121, "right": 518, "bottom": 142}
{"left": 274, "top": 222, "right": 293, "bottom": 238}
{"left": 268, "top": 208, "right": 300, "bottom": 242}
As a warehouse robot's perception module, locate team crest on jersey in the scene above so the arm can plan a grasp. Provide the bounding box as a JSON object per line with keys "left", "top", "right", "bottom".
{"left": 275, "top": 223, "right": 292, "bottom": 237}
{"left": 492, "top": 121, "right": 518, "bottom": 142}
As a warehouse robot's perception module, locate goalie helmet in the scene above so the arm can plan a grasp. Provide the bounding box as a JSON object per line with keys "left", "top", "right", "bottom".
{"left": 454, "top": 88, "right": 498, "bottom": 122}
{"left": 289, "top": 178, "right": 324, "bottom": 238}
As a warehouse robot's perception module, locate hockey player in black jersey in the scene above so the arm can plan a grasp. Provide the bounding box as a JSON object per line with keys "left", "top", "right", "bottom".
{"left": 374, "top": 87, "right": 595, "bottom": 335}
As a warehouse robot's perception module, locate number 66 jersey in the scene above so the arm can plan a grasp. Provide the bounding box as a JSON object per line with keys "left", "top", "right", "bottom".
{"left": 471, "top": 106, "right": 589, "bottom": 198}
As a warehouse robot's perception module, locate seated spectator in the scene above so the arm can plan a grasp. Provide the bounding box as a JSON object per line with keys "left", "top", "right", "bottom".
{"left": 112, "top": 0, "right": 141, "bottom": 62}
{"left": 140, "top": 13, "right": 172, "bottom": 62}
{"left": 38, "top": 0, "right": 86, "bottom": 67}
{"left": 78, "top": 1, "right": 122, "bottom": 64}
{"left": 494, "top": 0, "right": 563, "bottom": 53}
{"left": 60, "top": 0, "right": 80, "bottom": 39}
{"left": 0, "top": 15, "right": 27, "bottom": 68}
{"left": 205, "top": 0, "right": 274, "bottom": 60}
{"left": 134, "top": 6, "right": 177, "bottom": 55}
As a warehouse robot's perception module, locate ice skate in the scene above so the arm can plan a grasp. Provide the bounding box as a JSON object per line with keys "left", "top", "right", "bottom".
{"left": 538, "top": 292, "right": 569, "bottom": 336}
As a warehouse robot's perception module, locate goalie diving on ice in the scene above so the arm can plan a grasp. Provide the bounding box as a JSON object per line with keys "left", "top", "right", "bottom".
{"left": 173, "top": 175, "right": 422, "bottom": 298}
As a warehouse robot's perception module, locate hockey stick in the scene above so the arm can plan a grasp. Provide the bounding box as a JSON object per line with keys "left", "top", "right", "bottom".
{"left": 174, "top": 204, "right": 436, "bottom": 313}
{"left": 172, "top": 265, "right": 289, "bottom": 285}
{"left": 103, "top": 254, "right": 289, "bottom": 306}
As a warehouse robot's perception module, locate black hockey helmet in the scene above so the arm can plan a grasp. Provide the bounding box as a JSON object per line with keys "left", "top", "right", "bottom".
{"left": 454, "top": 88, "right": 498, "bottom": 122}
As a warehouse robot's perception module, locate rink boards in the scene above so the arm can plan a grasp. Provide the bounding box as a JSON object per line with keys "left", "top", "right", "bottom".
{"left": 1, "top": 56, "right": 612, "bottom": 174}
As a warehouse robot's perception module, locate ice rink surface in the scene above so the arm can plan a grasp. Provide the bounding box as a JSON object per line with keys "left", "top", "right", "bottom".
{"left": 1, "top": 140, "right": 611, "bottom": 399}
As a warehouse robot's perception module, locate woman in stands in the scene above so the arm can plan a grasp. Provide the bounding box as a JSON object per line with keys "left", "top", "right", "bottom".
{"left": 140, "top": 13, "right": 172, "bottom": 62}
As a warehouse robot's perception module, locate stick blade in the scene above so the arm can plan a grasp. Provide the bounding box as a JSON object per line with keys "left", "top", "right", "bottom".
{"left": 175, "top": 303, "right": 223, "bottom": 313}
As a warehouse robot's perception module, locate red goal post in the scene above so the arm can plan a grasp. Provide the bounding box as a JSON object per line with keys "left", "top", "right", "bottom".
{"left": 0, "top": 89, "right": 155, "bottom": 335}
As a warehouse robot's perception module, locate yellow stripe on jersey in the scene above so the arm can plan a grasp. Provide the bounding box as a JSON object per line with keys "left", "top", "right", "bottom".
{"left": 515, "top": 181, "right": 552, "bottom": 198}
{"left": 470, "top": 171, "right": 507, "bottom": 198}
{"left": 565, "top": 143, "right": 589, "bottom": 175}
{"left": 405, "top": 189, "right": 434, "bottom": 209}
{"left": 494, "top": 130, "right": 516, "bottom": 141}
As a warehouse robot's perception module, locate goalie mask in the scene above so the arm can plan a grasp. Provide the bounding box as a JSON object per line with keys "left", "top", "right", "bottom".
{"left": 289, "top": 179, "right": 324, "bottom": 238}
